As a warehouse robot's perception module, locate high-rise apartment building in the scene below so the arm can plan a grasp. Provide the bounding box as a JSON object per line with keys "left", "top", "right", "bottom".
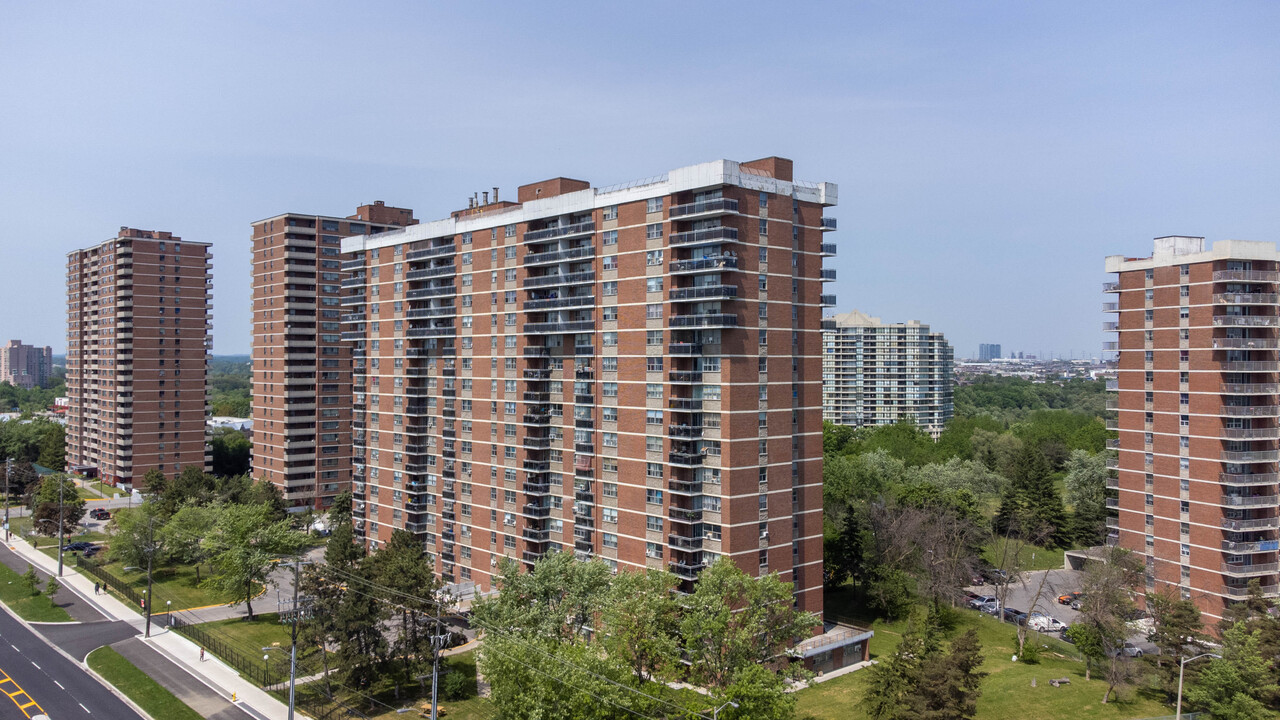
{"left": 821, "top": 310, "right": 954, "bottom": 438}
{"left": 66, "top": 229, "right": 212, "bottom": 486}
{"left": 340, "top": 157, "right": 834, "bottom": 613}
{"left": 978, "top": 343, "right": 1002, "bottom": 362}
{"left": 251, "top": 202, "right": 416, "bottom": 512}
{"left": 1106, "top": 236, "right": 1280, "bottom": 624}
{"left": 1, "top": 340, "right": 53, "bottom": 389}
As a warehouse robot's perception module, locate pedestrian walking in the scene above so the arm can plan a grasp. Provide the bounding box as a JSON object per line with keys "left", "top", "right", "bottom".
{"left": 199, "top": 647, "right": 205, "bottom": 662}
{"left": 93, "top": 582, "right": 99, "bottom": 595}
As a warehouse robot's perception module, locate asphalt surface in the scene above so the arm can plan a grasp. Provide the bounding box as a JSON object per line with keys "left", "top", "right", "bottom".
{"left": 0, "top": 605, "right": 144, "bottom": 719}
{"left": 113, "top": 638, "right": 253, "bottom": 720}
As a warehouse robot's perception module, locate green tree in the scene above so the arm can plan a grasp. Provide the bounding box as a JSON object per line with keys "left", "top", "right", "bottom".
{"left": 911, "top": 628, "right": 985, "bottom": 720}
{"left": 1062, "top": 449, "right": 1108, "bottom": 545}
{"left": 367, "top": 530, "right": 448, "bottom": 694}
{"left": 245, "top": 478, "right": 288, "bottom": 522}
{"left": 298, "top": 521, "right": 365, "bottom": 699}
{"left": 1075, "top": 546, "right": 1145, "bottom": 702}
{"left": 44, "top": 576, "right": 59, "bottom": 597}
{"left": 209, "top": 428, "right": 251, "bottom": 477}
{"left": 106, "top": 502, "right": 171, "bottom": 568}
{"left": 36, "top": 424, "right": 65, "bottom": 472}
{"left": 474, "top": 551, "right": 612, "bottom": 646}
{"left": 1064, "top": 623, "right": 1106, "bottom": 681}
{"left": 19, "top": 564, "right": 38, "bottom": 595}
{"left": 141, "top": 467, "right": 168, "bottom": 497}
{"left": 680, "top": 558, "right": 820, "bottom": 690}
{"left": 600, "top": 568, "right": 681, "bottom": 683}
{"left": 160, "top": 503, "right": 219, "bottom": 567}
{"left": 866, "top": 616, "right": 931, "bottom": 720}
{"left": 720, "top": 663, "right": 795, "bottom": 720}
{"left": 1145, "top": 591, "right": 1210, "bottom": 701}
{"left": 200, "top": 503, "right": 307, "bottom": 620}
{"left": 27, "top": 474, "right": 85, "bottom": 538}
{"left": 1185, "top": 622, "right": 1279, "bottom": 719}
{"left": 993, "top": 445, "right": 1067, "bottom": 546}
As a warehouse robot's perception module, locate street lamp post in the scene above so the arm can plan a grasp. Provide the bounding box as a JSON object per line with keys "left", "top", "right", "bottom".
{"left": 1176, "top": 652, "right": 1222, "bottom": 719}
{"left": 166, "top": 600, "right": 172, "bottom": 627}
{"left": 56, "top": 475, "right": 65, "bottom": 577}
{"left": 4, "top": 458, "right": 12, "bottom": 542}
{"left": 712, "top": 701, "right": 739, "bottom": 719}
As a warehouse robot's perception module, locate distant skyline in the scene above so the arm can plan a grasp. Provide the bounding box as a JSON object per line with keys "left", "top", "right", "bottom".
{"left": 2, "top": 1, "right": 1277, "bottom": 358}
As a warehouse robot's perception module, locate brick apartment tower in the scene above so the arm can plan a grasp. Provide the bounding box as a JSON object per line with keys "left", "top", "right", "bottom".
{"left": 66, "top": 230, "right": 212, "bottom": 486}
{"left": 339, "top": 157, "right": 835, "bottom": 612}
{"left": 1106, "top": 236, "right": 1280, "bottom": 624}
{"left": 0, "top": 340, "right": 54, "bottom": 389}
{"left": 251, "top": 203, "right": 416, "bottom": 511}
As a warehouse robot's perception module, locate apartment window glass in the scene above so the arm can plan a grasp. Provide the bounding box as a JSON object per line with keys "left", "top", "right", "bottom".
{"left": 646, "top": 277, "right": 663, "bottom": 292}
{"left": 646, "top": 304, "right": 662, "bottom": 320}
{"left": 603, "top": 230, "right": 618, "bottom": 245}
{"left": 646, "top": 197, "right": 663, "bottom": 213}
{"left": 646, "top": 224, "right": 663, "bottom": 239}
{"left": 603, "top": 281, "right": 618, "bottom": 296}
{"left": 603, "top": 205, "right": 618, "bottom": 221}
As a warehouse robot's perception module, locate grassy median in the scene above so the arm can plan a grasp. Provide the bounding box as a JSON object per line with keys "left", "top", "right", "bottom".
{"left": 0, "top": 562, "right": 71, "bottom": 622}
{"left": 87, "top": 647, "right": 204, "bottom": 720}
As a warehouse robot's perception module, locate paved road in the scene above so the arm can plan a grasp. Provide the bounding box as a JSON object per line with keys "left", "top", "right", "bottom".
{"left": 0, "top": 604, "right": 145, "bottom": 719}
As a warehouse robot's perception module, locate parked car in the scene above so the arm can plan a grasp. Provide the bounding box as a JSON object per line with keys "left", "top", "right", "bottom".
{"left": 984, "top": 568, "right": 1013, "bottom": 585}
{"left": 979, "top": 601, "right": 1000, "bottom": 616}
{"left": 65, "top": 541, "right": 92, "bottom": 552}
{"left": 969, "top": 595, "right": 998, "bottom": 610}
{"left": 1112, "top": 642, "right": 1144, "bottom": 658}
{"left": 1002, "top": 607, "right": 1027, "bottom": 624}
{"left": 82, "top": 546, "right": 101, "bottom": 558}
{"left": 1071, "top": 599, "right": 1084, "bottom": 611}
{"left": 89, "top": 508, "right": 111, "bottom": 520}
{"left": 1057, "top": 591, "right": 1083, "bottom": 605}
{"left": 1028, "top": 612, "right": 1066, "bottom": 633}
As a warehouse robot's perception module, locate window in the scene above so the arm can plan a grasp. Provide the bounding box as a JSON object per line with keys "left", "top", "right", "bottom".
{"left": 603, "top": 205, "right": 618, "bottom": 221}
{"left": 647, "top": 330, "right": 662, "bottom": 345}
{"left": 603, "top": 230, "right": 618, "bottom": 245}
{"left": 604, "top": 433, "right": 618, "bottom": 447}
{"left": 646, "top": 463, "right": 663, "bottom": 478}
{"left": 1180, "top": 306, "right": 1190, "bottom": 319}
{"left": 646, "top": 516, "right": 663, "bottom": 532}
{"left": 603, "top": 508, "right": 618, "bottom": 524}
{"left": 759, "top": 218, "right": 768, "bottom": 235}
{"left": 646, "top": 410, "right": 662, "bottom": 425}
{"left": 646, "top": 304, "right": 662, "bottom": 319}
{"left": 759, "top": 192, "right": 768, "bottom": 209}
{"left": 603, "top": 332, "right": 618, "bottom": 347}
{"left": 603, "top": 255, "right": 618, "bottom": 270}
{"left": 646, "top": 542, "right": 663, "bottom": 559}
{"left": 646, "top": 277, "right": 663, "bottom": 292}
{"left": 646, "top": 197, "right": 663, "bottom": 213}
{"left": 603, "top": 407, "right": 618, "bottom": 422}
{"left": 646, "top": 384, "right": 663, "bottom": 399}
{"left": 646, "top": 357, "right": 663, "bottom": 371}
{"left": 603, "top": 382, "right": 618, "bottom": 397}
{"left": 603, "top": 281, "right": 618, "bottom": 296}
{"left": 646, "top": 224, "right": 663, "bottom": 240}
{"left": 603, "top": 533, "right": 618, "bottom": 548}
{"left": 603, "top": 357, "right": 618, "bottom": 371}
{"left": 646, "top": 250, "right": 663, "bottom": 266}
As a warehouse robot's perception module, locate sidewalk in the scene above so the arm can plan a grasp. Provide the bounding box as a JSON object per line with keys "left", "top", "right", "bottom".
{"left": 3, "top": 532, "right": 294, "bottom": 720}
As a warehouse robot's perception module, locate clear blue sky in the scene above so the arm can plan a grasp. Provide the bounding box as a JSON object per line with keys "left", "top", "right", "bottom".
{"left": 2, "top": 1, "right": 1277, "bottom": 359}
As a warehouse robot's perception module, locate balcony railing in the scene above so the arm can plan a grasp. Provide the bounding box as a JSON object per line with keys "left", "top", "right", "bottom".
{"left": 522, "top": 271, "right": 596, "bottom": 289}
{"left": 669, "top": 198, "right": 739, "bottom": 218}
{"left": 1214, "top": 316, "right": 1280, "bottom": 328}
{"left": 1214, "top": 338, "right": 1280, "bottom": 350}
{"left": 524, "top": 221, "right": 595, "bottom": 243}
{"left": 1221, "top": 405, "right": 1280, "bottom": 417}
{"left": 1222, "top": 384, "right": 1280, "bottom": 394}
{"left": 1221, "top": 494, "right": 1280, "bottom": 507}
{"left": 669, "top": 227, "right": 739, "bottom": 246}
{"left": 1221, "top": 450, "right": 1277, "bottom": 463}
{"left": 1222, "top": 539, "right": 1280, "bottom": 553}
{"left": 405, "top": 243, "right": 456, "bottom": 261}
{"left": 1222, "top": 584, "right": 1280, "bottom": 597}
{"left": 670, "top": 314, "right": 738, "bottom": 329}
{"left": 1221, "top": 472, "right": 1280, "bottom": 486}
{"left": 523, "top": 320, "right": 596, "bottom": 334}
{"left": 525, "top": 245, "right": 595, "bottom": 266}
{"left": 669, "top": 285, "right": 738, "bottom": 301}
{"left": 1103, "top": 281, "right": 1120, "bottom": 292}
{"left": 1221, "top": 563, "right": 1280, "bottom": 577}
{"left": 1215, "top": 293, "right": 1280, "bottom": 305}
{"left": 1221, "top": 517, "right": 1280, "bottom": 531}
{"left": 670, "top": 257, "right": 738, "bottom": 274}
{"left": 1214, "top": 270, "right": 1280, "bottom": 283}
{"left": 523, "top": 295, "right": 595, "bottom": 311}
{"left": 1221, "top": 428, "right": 1279, "bottom": 440}
{"left": 1221, "top": 362, "right": 1278, "bottom": 372}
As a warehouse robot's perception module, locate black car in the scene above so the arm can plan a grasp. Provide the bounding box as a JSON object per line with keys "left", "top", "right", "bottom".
{"left": 1002, "top": 607, "right": 1026, "bottom": 624}
{"left": 89, "top": 508, "right": 111, "bottom": 520}
{"left": 65, "top": 541, "right": 92, "bottom": 552}
{"left": 82, "top": 546, "right": 101, "bottom": 558}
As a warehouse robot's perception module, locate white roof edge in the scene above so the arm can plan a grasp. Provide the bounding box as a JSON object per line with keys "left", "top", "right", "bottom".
{"left": 342, "top": 159, "right": 837, "bottom": 255}
{"left": 1105, "top": 238, "right": 1280, "bottom": 273}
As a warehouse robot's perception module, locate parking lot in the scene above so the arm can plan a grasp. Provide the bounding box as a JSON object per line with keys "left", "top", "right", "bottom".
{"left": 967, "top": 568, "right": 1158, "bottom": 654}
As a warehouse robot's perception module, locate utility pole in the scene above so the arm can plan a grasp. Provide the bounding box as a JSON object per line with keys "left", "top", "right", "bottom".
{"left": 431, "top": 615, "right": 442, "bottom": 720}
{"left": 143, "top": 515, "right": 155, "bottom": 638}
{"left": 56, "top": 475, "right": 65, "bottom": 577}
{"left": 288, "top": 555, "right": 300, "bottom": 720}
{"left": 4, "top": 458, "right": 11, "bottom": 542}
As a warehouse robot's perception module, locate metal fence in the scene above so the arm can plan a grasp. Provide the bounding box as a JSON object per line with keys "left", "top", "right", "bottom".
{"left": 75, "top": 556, "right": 147, "bottom": 610}
{"left": 170, "top": 613, "right": 288, "bottom": 687}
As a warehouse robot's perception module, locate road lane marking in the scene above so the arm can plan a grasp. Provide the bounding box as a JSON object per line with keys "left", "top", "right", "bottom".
{"left": 53, "top": 682, "right": 63, "bottom": 690}
{"left": 0, "top": 665, "right": 46, "bottom": 718}
{"left": 28, "top": 663, "right": 37, "bottom": 670}
{"left": 79, "top": 701, "right": 90, "bottom": 713}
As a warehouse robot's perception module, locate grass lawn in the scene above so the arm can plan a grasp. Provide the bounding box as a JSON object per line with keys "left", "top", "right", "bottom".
{"left": 794, "top": 607, "right": 1172, "bottom": 720}
{"left": 195, "top": 613, "right": 326, "bottom": 666}
{"left": 89, "top": 480, "right": 127, "bottom": 498}
{"left": 87, "top": 647, "right": 204, "bottom": 720}
{"left": 96, "top": 560, "right": 246, "bottom": 610}
{"left": 0, "top": 561, "right": 72, "bottom": 622}
{"left": 293, "top": 649, "right": 497, "bottom": 720}
{"left": 983, "top": 537, "right": 1066, "bottom": 573}
{"left": 10, "top": 516, "right": 109, "bottom": 546}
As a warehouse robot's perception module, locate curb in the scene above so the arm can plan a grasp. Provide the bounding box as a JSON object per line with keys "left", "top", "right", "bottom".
{"left": 82, "top": 647, "right": 161, "bottom": 720}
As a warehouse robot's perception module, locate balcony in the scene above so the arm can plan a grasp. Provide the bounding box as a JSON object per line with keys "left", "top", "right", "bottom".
{"left": 668, "top": 534, "right": 703, "bottom": 551}
{"left": 405, "top": 243, "right": 456, "bottom": 261}
{"left": 405, "top": 264, "right": 457, "bottom": 280}
{"left": 1221, "top": 450, "right": 1277, "bottom": 463}
{"left": 1215, "top": 293, "right": 1280, "bottom": 305}
{"left": 1214, "top": 338, "right": 1280, "bottom": 350}
{"left": 669, "top": 398, "right": 703, "bottom": 411}
{"left": 669, "top": 285, "right": 738, "bottom": 302}
{"left": 523, "top": 346, "right": 551, "bottom": 358}
{"left": 1214, "top": 270, "right": 1280, "bottom": 283}
{"left": 522, "top": 527, "right": 550, "bottom": 542}
{"left": 669, "top": 226, "right": 739, "bottom": 247}
{"left": 524, "top": 295, "right": 595, "bottom": 311}
{"left": 1222, "top": 539, "right": 1280, "bottom": 553}
{"left": 1222, "top": 516, "right": 1280, "bottom": 531}
{"left": 668, "top": 424, "right": 702, "bottom": 439}
{"left": 524, "top": 220, "right": 595, "bottom": 243}
{"left": 670, "top": 257, "right": 738, "bottom": 274}
{"left": 820, "top": 217, "right": 837, "bottom": 231}
{"left": 523, "top": 271, "right": 596, "bottom": 289}
{"left": 1214, "top": 316, "right": 1280, "bottom": 328}
{"left": 1103, "top": 281, "right": 1120, "bottom": 292}
{"left": 670, "top": 314, "right": 737, "bottom": 329}
{"left": 1106, "top": 517, "right": 1119, "bottom": 529}
{"left": 1222, "top": 584, "right": 1280, "bottom": 597}
{"left": 1222, "top": 383, "right": 1280, "bottom": 394}
{"left": 669, "top": 451, "right": 703, "bottom": 467}
{"left": 668, "top": 198, "right": 739, "bottom": 218}
{"left": 669, "top": 371, "right": 703, "bottom": 384}
{"left": 821, "top": 294, "right": 837, "bottom": 307}
{"left": 1220, "top": 405, "right": 1280, "bottom": 417}
{"left": 523, "top": 320, "right": 596, "bottom": 334}
{"left": 1103, "top": 302, "right": 1119, "bottom": 312}
{"left": 1221, "top": 494, "right": 1279, "bottom": 507}
{"left": 670, "top": 507, "right": 703, "bottom": 523}
{"left": 1221, "top": 362, "right": 1278, "bottom": 372}
{"left": 820, "top": 268, "right": 837, "bottom": 281}
{"left": 525, "top": 245, "right": 595, "bottom": 266}
{"left": 1222, "top": 563, "right": 1280, "bottom": 577}
{"left": 669, "top": 561, "right": 706, "bottom": 580}
{"left": 1221, "top": 428, "right": 1279, "bottom": 440}
{"left": 1220, "top": 472, "right": 1280, "bottom": 486}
